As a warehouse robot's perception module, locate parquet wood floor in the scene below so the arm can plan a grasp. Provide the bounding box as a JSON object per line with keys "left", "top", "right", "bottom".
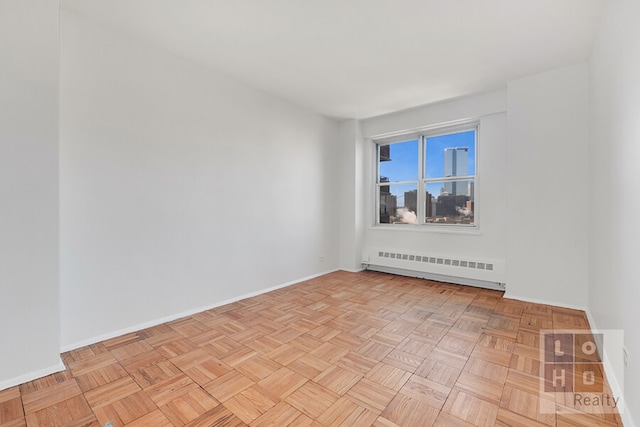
{"left": 0, "top": 271, "right": 624, "bottom": 426}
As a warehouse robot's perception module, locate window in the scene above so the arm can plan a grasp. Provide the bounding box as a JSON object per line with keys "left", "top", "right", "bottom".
{"left": 376, "top": 123, "right": 477, "bottom": 227}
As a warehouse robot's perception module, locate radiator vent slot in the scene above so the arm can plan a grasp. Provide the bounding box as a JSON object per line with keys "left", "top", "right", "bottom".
{"left": 376, "top": 251, "right": 494, "bottom": 272}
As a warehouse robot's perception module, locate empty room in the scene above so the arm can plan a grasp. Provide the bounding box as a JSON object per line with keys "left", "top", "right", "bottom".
{"left": 1, "top": 0, "right": 638, "bottom": 426}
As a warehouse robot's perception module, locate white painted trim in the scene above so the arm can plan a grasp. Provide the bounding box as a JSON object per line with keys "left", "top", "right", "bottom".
{"left": 369, "top": 224, "right": 481, "bottom": 235}
{"left": 0, "top": 358, "right": 65, "bottom": 392}
{"left": 502, "top": 293, "right": 587, "bottom": 312}
{"left": 503, "top": 296, "right": 634, "bottom": 426}
{"left": 368, "top": 116, "right": 483, "bottom": 142}
{"left": 584, "top": 309, "right": 636, "bottom": 427}
{"left": 61, "top": 269, "right": 339, "bottom": 353}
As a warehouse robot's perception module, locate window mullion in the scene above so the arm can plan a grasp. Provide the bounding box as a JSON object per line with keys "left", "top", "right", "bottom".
{"left": 417, "top": 135, "right": 425, "bottom": 225}
{"left": 375, "top": 144, "right": 380, "bottom": 224}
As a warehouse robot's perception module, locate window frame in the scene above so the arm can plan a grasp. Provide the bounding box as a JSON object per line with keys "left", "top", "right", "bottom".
{"left": 374, "top": 121, "right": 479, "bottom": 228}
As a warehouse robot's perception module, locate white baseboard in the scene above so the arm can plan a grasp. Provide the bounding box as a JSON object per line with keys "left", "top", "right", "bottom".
{"left": 504, "top": 295, "right": 635, "bottom": 425}
{"left": 584, "top": 309, "right": 636, "bottom": 427}
{"left": 0, "top": 358, "right": 65, "bottom": 392}
{"left": 60, "top": 269, "right": 339, "bottom": 353}
{"left": 502, "top": 293, "right": 588, "bottom": 312}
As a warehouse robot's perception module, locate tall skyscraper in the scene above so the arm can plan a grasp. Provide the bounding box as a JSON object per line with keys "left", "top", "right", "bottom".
{"left": 444, "top": 147, "right": 468, "bottom": 195}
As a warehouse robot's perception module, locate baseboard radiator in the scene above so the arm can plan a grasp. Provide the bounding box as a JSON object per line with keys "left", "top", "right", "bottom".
{"left": 361, "top": 247, "right": 506, "bottom": 291}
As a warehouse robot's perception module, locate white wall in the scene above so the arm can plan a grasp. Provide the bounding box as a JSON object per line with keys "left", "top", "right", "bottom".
{"left": 337, "top": 119, "right": 366, "bottom": 272}
{"left": 0, "top": 0, "right": 64, "bottom": 388}
{"left": 505, "top": 64, "right": 589, "bottom": 309}
{"left": 589, "top": 0, "right": 640, "bottom": 424}
{"left": 59, "top": 10, "right": 339, "bottom": 349}
{"left": 358, "top": 91, "right": 508, "bottom": 278}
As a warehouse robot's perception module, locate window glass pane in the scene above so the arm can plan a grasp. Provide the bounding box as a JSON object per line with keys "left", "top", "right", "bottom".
{"left": 379, "top": 139, "right": 418, "bottom": 183}
{"left": 425, "top": 130, "right": 475, "bottom": 180}
{"left": 425, "top": 179, "right": 475, "bottom": 225}
{"left": 379, "top": 183, "right": 418, "bottom": 224}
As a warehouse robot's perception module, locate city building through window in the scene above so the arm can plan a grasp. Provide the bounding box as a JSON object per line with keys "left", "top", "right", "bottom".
{"left": 375, "top": 123, "right": 477, "bottom": 226}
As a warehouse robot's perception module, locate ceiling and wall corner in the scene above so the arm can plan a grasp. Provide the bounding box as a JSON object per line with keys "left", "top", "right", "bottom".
{"left": 60, "top": 0, "right": 604, "bottom": 120}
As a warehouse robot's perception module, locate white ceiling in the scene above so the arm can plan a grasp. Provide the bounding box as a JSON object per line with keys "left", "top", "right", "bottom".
{"left": 61, "top": 0, "right": 604, "bottom": 119}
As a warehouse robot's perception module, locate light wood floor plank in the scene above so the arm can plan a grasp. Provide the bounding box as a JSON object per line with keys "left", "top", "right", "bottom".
{"left": 2, "top": 271, "right": 623, "bottom": 426}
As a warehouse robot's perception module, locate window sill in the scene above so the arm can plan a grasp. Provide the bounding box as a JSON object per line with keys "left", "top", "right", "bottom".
{"left": 370, "top": 224, "right": 481, "bottom": 235}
